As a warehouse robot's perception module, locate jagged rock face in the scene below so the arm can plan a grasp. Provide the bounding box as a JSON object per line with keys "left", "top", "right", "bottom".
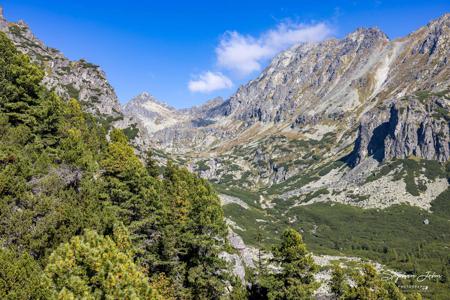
{"left": 179, "top": 97, "right": 225, "bottom": 119}
{"left": 0, "top": 8, "right": 121, "bottom": 117}
{"left": 224, "top": 28, "right": 390, "bottom": 124}
{"left": 350, "top": 95, "right": 450, "bottom": 166}
{"left": 122, "top": 93, "right": 232, "bottom": 152}
{"left": 222, "top": 14, "right": 450, "bottom": 126}
{"left": 125, "top": 14, "right": 450, "bottom": 160}
{"left": 123, "top": 92, "right": 181, "bottom": 133}
{"left": 383, "top": 13, "right": 450, "bottom": 96}
{"left": 123, "top": 93, "right": 226, "bottom": 133}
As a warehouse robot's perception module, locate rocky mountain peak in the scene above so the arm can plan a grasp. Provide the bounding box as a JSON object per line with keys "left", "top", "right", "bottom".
{"left": 126, "top": 92, "right": 176, "bottom": 111}
{"left": 122, "top": 93, "right": 181, "bottom": 134}
{"left": 202, "top": 96, "right": 224, "bottom": 107}
{"left": 131, "top": 13, "right": 449, "bottom": 183}
{"left": 428, "top": 12, "right": 450, "bottom": 27}
{"left": 346, "top": 27, "right": 389, "bottom": 43}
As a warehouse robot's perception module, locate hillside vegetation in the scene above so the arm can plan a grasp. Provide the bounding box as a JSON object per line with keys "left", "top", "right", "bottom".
{"left": 0, "top": 29, "right": 428, "bottom": 300}
{"left": 0, "top": 31, "right": 235, "bottom": 299}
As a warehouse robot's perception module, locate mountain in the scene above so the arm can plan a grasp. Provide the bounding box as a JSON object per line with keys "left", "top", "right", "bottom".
{"left": 123, "top": 92, "right": 182, "bottom": 133}
{"left": 121, "top": 19, "right": 450, "bottom": 289}
{"left": 5, "top": 1, "right": 446, "bottom": 243}
{"left": 123, "top": 93, "right": 229, "bottom": 152}
{"left": 126, "top": 15, "right": 449, "bottom": 210}
{"left": 133, "top": 14, "right": 449, "bottom": 154}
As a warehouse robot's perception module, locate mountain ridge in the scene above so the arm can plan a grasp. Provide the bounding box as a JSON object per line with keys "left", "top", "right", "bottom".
{"left": 0, "top": 8, "right": 122, "bottom": 117}
{"left": 1, "top": 7, "right": 449, "bottom": 298}
{"left": 126, "top": 14, "right": 449, "bottom": 166}
{"left": 2, "top": 5, "right": 448, "bottom": 210}
{"left": 122, "top": 13, "right": 449, "bottom": 214}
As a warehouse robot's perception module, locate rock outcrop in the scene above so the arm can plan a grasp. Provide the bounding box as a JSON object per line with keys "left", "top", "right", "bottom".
{"left": 0, "top": 8, "right": 122, "bottom": 117}
{"left": 350, "top": 94, "right": 449, "bottom": 166}
{"left": 123, "top": 92, "right": 180, "bottom": 133}
{"left": 221, "top": 14, "right": 450, "bottom": 126}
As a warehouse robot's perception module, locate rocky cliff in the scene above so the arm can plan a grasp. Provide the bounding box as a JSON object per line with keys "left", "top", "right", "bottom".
{"left": 350, "top": 93, "right": 450, "bottom": 166}
{"left": 222, "top": 28, "right": 390, "bottom": 123}
{"left": 0, "top": 8, "right": 121, "bottom": 117}
{"left": 0, "top": 7, "right": 150, "bottom": 148}
{"left": 220, "top": 13, "right": 450, "bottom": 126}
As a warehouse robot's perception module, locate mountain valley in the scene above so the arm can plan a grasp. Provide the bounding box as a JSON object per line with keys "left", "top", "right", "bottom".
{"left": 1, "top": 6, "right": 449, "bottom": 298}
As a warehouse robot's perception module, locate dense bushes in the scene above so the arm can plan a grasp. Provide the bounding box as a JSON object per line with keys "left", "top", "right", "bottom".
{"left": 0, "top": 31, "right": 234, "bottom": 299}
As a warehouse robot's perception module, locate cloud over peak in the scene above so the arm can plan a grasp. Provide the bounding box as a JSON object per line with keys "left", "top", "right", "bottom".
{"left": 216, "top": 22, "right": 333, "bottom": 75}
{"left": 188, "top": 71, "right": 233, "bottom": 93}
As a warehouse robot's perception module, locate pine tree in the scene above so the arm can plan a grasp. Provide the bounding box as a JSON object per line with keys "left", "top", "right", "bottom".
{"left": 346, "top": 264, "right": 407, "bottom": 300}
{"left": 145, "top": 149, "right": 160, "bottom": 177}
{"left": 0, "top": 248, "right": 51, "bottom": 299}
{"left": 101, "top": 128, "right": 161, "bottom": 221}
{"left": 264, "top": 228, "right": 319, "bottom": 300}
{"left": 330, "top": 264, "right": 348, "bottom": 299}
{"left": 0, "top": 32, "right": 44, "bottom": 128}
{"left": 248, "top": 230, "right": 269, "bottom": 299}
{"left": 43, "top": 227, "right": 162, "bottom": 299}
{"left": 440, "top": 265, "right": 448, "bottom": 284}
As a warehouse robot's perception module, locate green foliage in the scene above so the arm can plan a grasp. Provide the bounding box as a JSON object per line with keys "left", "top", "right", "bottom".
{"left": 145, "top": 161, "right": 230, "bottom": 299}
{"left": 0, "top": 32, "right": 235, "bottom": 299}
{"left": 0, "top": 32, "right": 45, "bottom": 127}
{"left": 0, "top": 248, "right": 51, "bottom": 299}
{"left": 317, "top": 160, "right": 345, "bottom": 176}
{"left": 366, "top": 159, "right": 446, "bottom": 195}
{"left": 0, "top": 33, "right": 114, "bottom": 260}
{"left": 415, "top": 90, "right": 430, "bottom": 104}
{"left": 145, "top": 149, "right": 160, "bottom": 177}
{"left": 330, "top": 264, "right": 348, "bottom": 298}
{"left": 123, "top": 123, "right": 140, "bottom": 140}
{"left": 197, "top": 159, "right": 211, "bottom": 171}
{"left": 261, "top": 229, "right": 319, "bottom": 300}
{"left": 334, "top": 263, "right": 408, "bottom": 300}
{"left": 224, "top": 192, "right": 450, "bottom": 299}
{"left": 43, "top": 228, "right": 161, "bottom": 299}
{"left": 101, "top": 128, "right": 163, "bottom": 224}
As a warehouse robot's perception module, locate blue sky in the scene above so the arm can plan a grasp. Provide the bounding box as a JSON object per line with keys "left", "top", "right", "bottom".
{"left": 2, "top": 1, "right": 449, "bottom": 108}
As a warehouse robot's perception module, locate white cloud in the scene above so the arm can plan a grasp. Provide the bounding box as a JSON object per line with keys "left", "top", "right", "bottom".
{"left": 188, "top": 71, "right": 233, "bottom": 93}
{"left": 216, "top": 22, "right": 333, "bottom": 75}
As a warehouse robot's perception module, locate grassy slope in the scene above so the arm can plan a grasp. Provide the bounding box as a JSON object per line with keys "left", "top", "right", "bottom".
{"left": 217, "top": 160, "right": 450, "bottom": 298}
